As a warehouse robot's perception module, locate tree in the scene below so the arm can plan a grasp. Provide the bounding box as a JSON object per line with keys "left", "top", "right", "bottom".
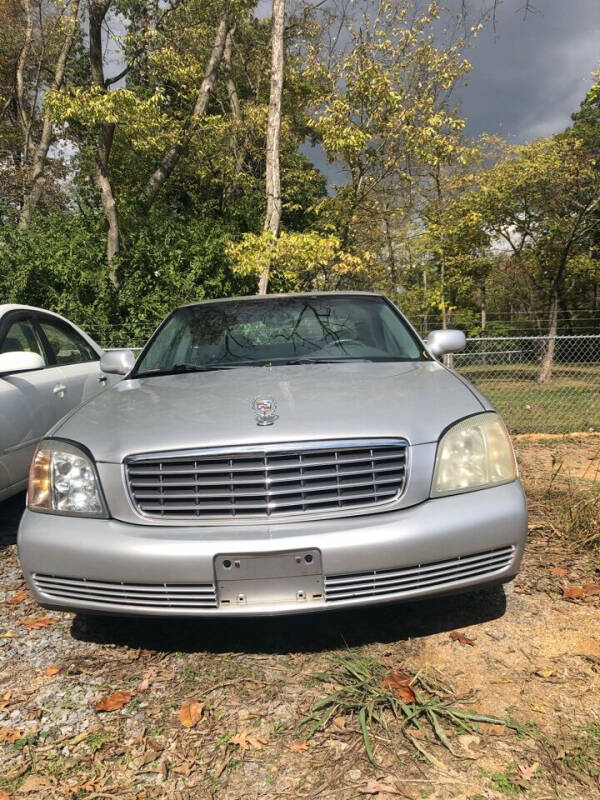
{"left": 258, "top": 0, "right": 285, "bottom": 295}
{"left": 430, "top": 132, "right": 600, "bottom": 381}
{"left": 0, "top": 0, "right": 84, "bottom": 222}
{"left": 18, "top": 0, "right": 81, "bottom": 227}
{"left": 48, "top": 0, "right": 237, "bottom": 281}
{"left": 306, "top": 0, "right": 477, "bottom": 265}
{"left": 88, "top": 0, "right": 119, "bottom": 278}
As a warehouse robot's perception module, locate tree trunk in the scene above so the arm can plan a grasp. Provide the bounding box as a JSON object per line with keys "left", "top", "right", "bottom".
{"left": 222, "top": 28, "right": 246, "bottom": 205}
{"left": 140, "top": 12, "right": 231, "bottom": 208}
{"left": 258, "top": 0, "right": 285, "bottom": 295}
{"left": 19, "top": 0, "right": 81, "bottom": 228}
{"left": 537, "top": 291, "right": 558, "bottom": 384}
{"left": 383, "top": 212, "right": 397, "bottom": 287}
{"left": 15, "top": 0, "right": 34, "bottom": 165}
{"left": 89, "top": 0, "right": 120, "bottom": 284}
{"left": 480, "top": 282, "right": 487, "bottom": 333}
{"left": 96, "top": 125, "right": 119, "bottom": 283}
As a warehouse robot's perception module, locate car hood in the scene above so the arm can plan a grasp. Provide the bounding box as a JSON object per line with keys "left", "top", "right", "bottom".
{"left": 54, "top": 361, "right": 486, "bottom": 462}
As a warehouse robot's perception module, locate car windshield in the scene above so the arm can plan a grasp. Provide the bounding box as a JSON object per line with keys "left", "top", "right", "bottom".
{"left": 133, "top": 295, "right": 423, "bottom": 377}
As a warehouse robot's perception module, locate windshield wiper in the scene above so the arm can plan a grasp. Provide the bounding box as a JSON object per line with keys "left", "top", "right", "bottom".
{"left": 135, "top": 363, "right": 243, "bottom": 378}
{"left": 278, "top": 358, "right": 373, "bottom": 365}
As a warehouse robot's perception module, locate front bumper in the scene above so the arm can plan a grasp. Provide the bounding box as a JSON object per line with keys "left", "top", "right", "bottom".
{"left": 18, "top": 481, "right": 527, "bottom": 617}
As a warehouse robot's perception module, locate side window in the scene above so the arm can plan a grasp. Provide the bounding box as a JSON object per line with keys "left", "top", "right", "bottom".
{"left": 0, "top": 318, "right": 45, "bottom": 360}
{"left": 38, "top": 319, "right": 97, "bottom": 366}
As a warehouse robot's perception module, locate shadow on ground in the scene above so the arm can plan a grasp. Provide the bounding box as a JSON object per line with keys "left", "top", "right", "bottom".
{"left": 0, "top": 491, "right": 25, "bottom": 548}
{"left": 71, "top": 586, "right": 507, "bottom": 655}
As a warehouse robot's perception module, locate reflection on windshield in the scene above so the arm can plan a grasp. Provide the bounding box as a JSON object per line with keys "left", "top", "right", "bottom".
{"left": 134, "top": 295, "right": 422, "bottom": 377}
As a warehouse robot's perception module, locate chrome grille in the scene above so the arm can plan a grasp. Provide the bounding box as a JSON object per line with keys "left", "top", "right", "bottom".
{"left": 125, "top": 439, "right": 408, "bottom": 520}
{"left": 33, "top": 574, "right": 217, "bottom": 609}
{"left": 324, "top": 546, "right": 515, "bottom": 603}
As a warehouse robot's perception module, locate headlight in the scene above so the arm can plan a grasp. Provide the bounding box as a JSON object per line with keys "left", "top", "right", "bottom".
{"left": 28, "top": 439, "right": 107, "bottom": 517}
{"left": 431, "top": 413, "right": 516, "bottom": 498}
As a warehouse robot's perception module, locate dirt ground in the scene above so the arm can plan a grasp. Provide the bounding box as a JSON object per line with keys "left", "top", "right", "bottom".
{"left": 0, "top": 435, "right": 599, "bottom": 800}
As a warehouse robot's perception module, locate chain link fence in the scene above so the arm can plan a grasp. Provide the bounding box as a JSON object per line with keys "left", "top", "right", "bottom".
{"left": 452, "top": 335, "right": 600, "bottom": 434}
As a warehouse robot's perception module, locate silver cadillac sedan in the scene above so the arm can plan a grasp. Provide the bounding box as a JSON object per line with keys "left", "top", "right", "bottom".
{"left": 18, "top": 292, "right": 527, "bottom": 617}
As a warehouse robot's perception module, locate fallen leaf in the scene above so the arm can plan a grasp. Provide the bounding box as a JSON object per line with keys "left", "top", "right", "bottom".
{"left": 230, "top": 729, "right": 269, "bottom": 751}
{"left": 94, "top": 691, "right": 133, "bottom": 713}
{"left": 288, "top": 740, "right": 309, "bottom": 752}
{"left": 44, "top": 665, "right": 60, "bottom": 677}
{"left": 138, "top": 747, "right": 162, "bottom": 766}
{"left": 137, "top": 667, "right": 157, "bottom": 692}
{"left": 171, "top": 762, "right": 192, "bottom": 776}
{"left": 331, "top": 716, "right": 349, "bottom": 732}
{"left": 359, "top": 778, "right": 403, "bottom": 795}
{"left": 518, "top": 762, "right": 539, "bottom": 782}
{"left": 178, "top": 700, "right": 205, "bottom": 728}
{"left": 486, "top": 723, "right": 508, "bottom": 736}
{"left": 0, "top": 692, "right": 11, "bottom": 709}
{"left": 6, "top": 588, "right": 27, "bottom": 605}
{"left": 582, "top": 583, "right": 600, "bottom": 597}
{"left": 561, "top": 584, "right": 585, "bottom": 600}
{"left": 549, "top": 567, "right": 568, "bottom": 576}
{"left": 78, "top": 780, "right": 96, "bottom": 792}
{"left": 18, "top": 775, "right": 53, "bottom": 793}
{"left": 449, "top": 630, "right": 476, "bottom": 647}
{"left": 457, "top": 733, "right": 481, "bottom": 752}
{"left": 0, "top": 727, "right": 22, "bottom": 743}
{"left": 124, "top": 649, "right": 141, "bottom": 660}
{"left": 20, "top": 616, "right": 59, "bottom": 630}
{"left": 530, "top": 705, "right": 547, "bottom": 713}
{"left": 0, "top": 791, "right": 10, "bottom": 800}
{"left": 212, "top": 758, "right": 228, "bottom": 778}
{"left": 0, "top": 631, "right": 19, "bottom": 639}
{"left": 238, "top": 709, "right": 262, "bottom": 721}
{"left": 535, "top": 668, "right": 555, "bottom": 679}
{"left": 382, "top": 670, "right": 416, "bottom": 702}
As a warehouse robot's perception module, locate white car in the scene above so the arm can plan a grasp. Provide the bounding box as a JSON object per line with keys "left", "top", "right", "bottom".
{"left": 0, "top": 305, "right": 113, "bottom": 502}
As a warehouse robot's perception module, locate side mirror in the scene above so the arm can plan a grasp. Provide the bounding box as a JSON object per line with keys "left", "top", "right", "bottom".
{"left": 100, "top": 349, "right": 136, "bottom": 376}
{"left": 425, "top": 329, "right": 466, "bottom": 359}
{"left": 0, "top": 351, "right": 45, "bottom": 376}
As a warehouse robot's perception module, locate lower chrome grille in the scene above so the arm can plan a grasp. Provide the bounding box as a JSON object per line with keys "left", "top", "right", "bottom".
{"left": 324, "top": 546, "right": 515, "bottom": 603}
{"left": 33, "top": 574, "right": 217, "bottom": 609}
{"left": 125, "top": 439, "right": 408, "bottom": 520}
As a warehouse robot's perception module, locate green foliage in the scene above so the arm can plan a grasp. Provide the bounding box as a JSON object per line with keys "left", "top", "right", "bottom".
{"left": 0, "top": 213, "right": 111, "bottom": 332}
{"left": 0, "top": 209, "right": 254, "bottom": 346}
{"left": 488, "top": 766, "right": 523, "bottom": 796}
{"left": 227, "top": 230, "right": 376, "bottom": 293}
{"left": 563, "top": 723, "right": 600, "bottom": 777}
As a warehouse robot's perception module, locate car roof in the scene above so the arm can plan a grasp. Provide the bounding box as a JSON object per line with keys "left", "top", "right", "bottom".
{"left": 178, "top": 291, "right": 386, "bottom": 311}
{"left": 0, "top": 304, "right": 102, "bottom": 353}
{"left": 0, "top": 303, "right": 68, "bottom": 318}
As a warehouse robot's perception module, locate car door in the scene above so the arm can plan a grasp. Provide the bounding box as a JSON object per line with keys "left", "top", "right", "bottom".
{"left": 35, "top": 314, "right": 109, "bottom": 420}
{"left": 0, "top": 312, "right": 64, "bottom": 494}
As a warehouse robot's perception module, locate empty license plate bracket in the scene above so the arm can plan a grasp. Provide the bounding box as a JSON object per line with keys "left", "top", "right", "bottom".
{"left": 215, "top": 549, "right": 323, "bottom": 607}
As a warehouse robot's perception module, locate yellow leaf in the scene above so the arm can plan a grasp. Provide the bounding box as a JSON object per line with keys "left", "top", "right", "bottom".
{"left": 178, "top": 700, "right": 205, "bottom": 728}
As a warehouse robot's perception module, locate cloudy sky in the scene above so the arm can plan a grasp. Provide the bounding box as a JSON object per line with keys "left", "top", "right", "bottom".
{"left": 293, "top": 0, "right": 599, "bottom": 180}
{"left": 458, "top": 0, "right": 599, "bottom": 142}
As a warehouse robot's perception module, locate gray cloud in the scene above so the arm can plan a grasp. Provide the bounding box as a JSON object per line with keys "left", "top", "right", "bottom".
{"left": 459, "top": 0, "right": 599, "bottom": 141}
{"left": 299, "top": 0, "right": 599, "bottom": 182}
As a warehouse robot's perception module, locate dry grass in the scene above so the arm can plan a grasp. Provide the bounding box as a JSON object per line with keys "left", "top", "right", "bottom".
{"left": 534, "top": 454, "right": 600, "bottom": 552}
